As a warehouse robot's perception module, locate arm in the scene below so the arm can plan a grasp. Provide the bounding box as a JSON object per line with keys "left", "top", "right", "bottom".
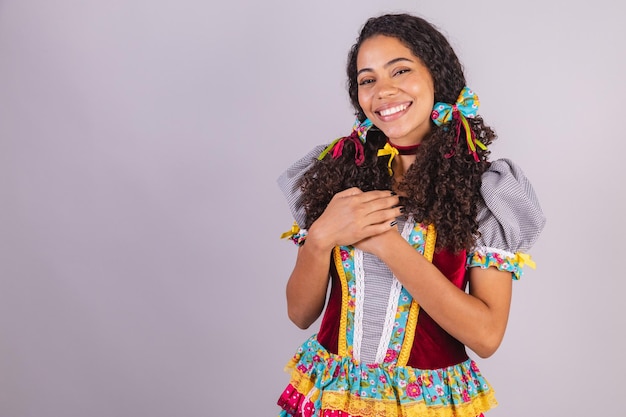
{"left": 359, "top": 231, "right": 512, "bottom": 358}
{"left": 286, "top": 188, "right": 401, "bottom": 329}
{"left": 285, "top": 238, "right": 332, "bottom": 329}
{"left": 360, "top": 158, "right": 544, "bottom": 356}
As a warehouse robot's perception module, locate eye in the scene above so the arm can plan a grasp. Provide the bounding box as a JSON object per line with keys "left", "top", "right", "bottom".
{"left": 393, "top": 68, "right": 411, "bottom": 77}
{"left": 358, "top": 78, "right": 375, "bottom": 86}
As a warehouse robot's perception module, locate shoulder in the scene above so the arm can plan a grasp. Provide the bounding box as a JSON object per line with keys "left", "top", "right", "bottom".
{"left": 477, "top": 158, "right": 546, "bottom": 252}
{"left": 480, "top": 159, "right": 542, "bottom": 215}
{"left": 277, "top": 144, "right": 326, "bottom": 227}
{"left": 468, "top": 159, "right": 546, "bottom": 279}
{"left": 277, "top": 145, "right": 326, "bottom": 191}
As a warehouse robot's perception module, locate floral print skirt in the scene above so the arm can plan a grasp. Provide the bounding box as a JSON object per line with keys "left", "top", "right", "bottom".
{"left": 277, "top": 335, "right": 496, "bottom": 417}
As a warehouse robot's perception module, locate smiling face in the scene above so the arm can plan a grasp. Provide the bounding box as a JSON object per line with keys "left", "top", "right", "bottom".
{"left": 356, "top": 35, "right": 435, "bottom": 146}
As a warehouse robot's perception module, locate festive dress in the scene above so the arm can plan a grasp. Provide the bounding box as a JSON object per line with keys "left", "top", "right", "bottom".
{"left": 276, "top": 146, "right": 545, "bottom": 417}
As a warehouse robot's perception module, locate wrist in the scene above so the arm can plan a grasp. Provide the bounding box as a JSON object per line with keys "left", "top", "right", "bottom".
{"left": 370, "top": 231, "right": 404, "bottom": 260}
{"left": 306, "top": 223, "right": 336, "bottom": 253}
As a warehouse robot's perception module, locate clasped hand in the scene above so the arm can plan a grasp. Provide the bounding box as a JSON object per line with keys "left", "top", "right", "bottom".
{"left": 307, "top": 187, "right": 403, "bottom": 254}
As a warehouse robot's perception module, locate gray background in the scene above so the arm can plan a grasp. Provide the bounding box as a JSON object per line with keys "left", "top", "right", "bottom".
{"left": 0, "top": 0, "right": 623, "bottom": 416}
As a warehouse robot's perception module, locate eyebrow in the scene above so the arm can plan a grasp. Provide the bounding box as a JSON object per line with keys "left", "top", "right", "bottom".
{"left": 357, "top": 57, "right": 415, "bottom": 76}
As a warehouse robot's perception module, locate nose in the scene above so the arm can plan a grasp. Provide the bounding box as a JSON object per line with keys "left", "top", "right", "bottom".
{"left": 375, "top": 76, "right": 398, "bottom": 98}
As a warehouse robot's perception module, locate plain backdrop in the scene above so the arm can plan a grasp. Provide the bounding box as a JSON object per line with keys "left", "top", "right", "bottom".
{"left": 0, "top": 0, "right": 624, "bottom": 416}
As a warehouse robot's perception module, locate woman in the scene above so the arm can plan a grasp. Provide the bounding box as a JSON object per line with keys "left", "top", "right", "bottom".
{"left": 277, "top": 13, "right": 545, "bottom": 417}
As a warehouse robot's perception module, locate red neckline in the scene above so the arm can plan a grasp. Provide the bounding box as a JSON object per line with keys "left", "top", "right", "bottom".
{"left": 388, "top": 140, "right": 421, "bottom": 155}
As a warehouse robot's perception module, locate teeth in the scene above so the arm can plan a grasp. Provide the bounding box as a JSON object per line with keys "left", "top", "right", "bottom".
{"left": 379, "top": 104, "right": 408, "bottom": 117}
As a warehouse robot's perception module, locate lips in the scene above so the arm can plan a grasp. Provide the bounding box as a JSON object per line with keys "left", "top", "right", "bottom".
{"left": 375, "top": 102, "right": 412, "bottom": 120}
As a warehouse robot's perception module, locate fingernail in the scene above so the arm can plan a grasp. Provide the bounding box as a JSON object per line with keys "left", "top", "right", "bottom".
{"left": 390, "top": 191, "right": 397, "bottom": 196}
{"left": 390, "top": 220, "right": 398, "bottom": 227}
{"left": 399, "top": 206, "right": 405, "bottom": 213}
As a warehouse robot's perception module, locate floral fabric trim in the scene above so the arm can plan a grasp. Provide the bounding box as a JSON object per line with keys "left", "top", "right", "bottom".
{"left": 337, "top": 246, "right": 357, "bottom": 357}
{"left": 337, "top": 220, "right": 428, "bottom": 366}
{"left": 278, "top": 336, "right": 497, "bottom": 417}
{"left": 466, "top": 247, "right": 536, "bottom": 280}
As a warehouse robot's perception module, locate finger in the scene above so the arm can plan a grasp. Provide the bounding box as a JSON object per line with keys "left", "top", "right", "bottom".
{"left": 361, "top": 219, "right": 400, "bottom": 238}
{"left": 357, "top": 189, "right": 396, "bottom": 203}
{"left": 335, "top": 187, "right": 363, "bottom": 198}
{"left": 359, "top": 194, "right": 400, "bottom": 214}
{"left": 364, "top": 206, "right": 403, "bottom": 226}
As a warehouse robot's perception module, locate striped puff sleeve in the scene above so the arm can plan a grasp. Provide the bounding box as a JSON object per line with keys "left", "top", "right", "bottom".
{"left": 467, "top": 159, "right": 546, "bottom": 279}
{"left": 277, "top": 145, "right": 326, "bottom": 246}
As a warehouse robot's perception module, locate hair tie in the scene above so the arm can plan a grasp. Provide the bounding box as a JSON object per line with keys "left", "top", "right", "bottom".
{"left": 431, "top": 87, "right": 487, "bottom": 162}
{"left": 318, "top": 118, "right": 373, "bottom": 165}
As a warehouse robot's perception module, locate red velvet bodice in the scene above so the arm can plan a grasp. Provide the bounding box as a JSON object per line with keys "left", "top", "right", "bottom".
{"left": 317, "top": 248, "right": 469, "bottom": 369}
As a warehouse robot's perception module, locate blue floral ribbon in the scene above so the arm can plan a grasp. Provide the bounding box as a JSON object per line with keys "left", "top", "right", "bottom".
{"left": 431, "top": 87, "right": 486, "bottom": 162}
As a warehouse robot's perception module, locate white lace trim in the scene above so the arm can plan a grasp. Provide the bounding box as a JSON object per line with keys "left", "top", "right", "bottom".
{"left": 472, "top": 245, "right": 515, "bottom": 259}
{"left": 373, "top": 217, "right": 414, "bottom": 364}
{"left": 352, "top": 248, "right": 365, "bottom": 362}
{"left": 353, "top": 217, "right": 416, "bottom": 364}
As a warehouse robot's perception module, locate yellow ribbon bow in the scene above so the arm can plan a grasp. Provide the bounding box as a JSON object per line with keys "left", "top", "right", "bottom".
{"left": 513, "top": 252, "right": 536, "bottom": 269}
{"left": 377, "top": 143, "right": 399, "bottom": 175}
{"left": 280, "top": 221, "right": 300, "bottom": 239}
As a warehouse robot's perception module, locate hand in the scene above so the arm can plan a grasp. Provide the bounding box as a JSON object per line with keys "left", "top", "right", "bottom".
{"left": 354, "top": 226, "right": 402, "bottom": 257}
{"left": 307, "top": 187, "right": 401, "bottom": 251}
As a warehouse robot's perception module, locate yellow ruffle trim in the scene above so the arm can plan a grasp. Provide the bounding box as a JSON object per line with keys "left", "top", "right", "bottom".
{"left": 323, "top": 390, "right": 497, "bottom": 417}
{"left": 284, "top": 360, "right": 498, "bottom": 417}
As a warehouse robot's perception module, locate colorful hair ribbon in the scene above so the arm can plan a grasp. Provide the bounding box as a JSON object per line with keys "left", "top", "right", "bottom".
{"left": 431, "top": 87, "right": 487, "bottom": 162}
{"left": 318, "top": 118, "right": 373, "bottom": 165}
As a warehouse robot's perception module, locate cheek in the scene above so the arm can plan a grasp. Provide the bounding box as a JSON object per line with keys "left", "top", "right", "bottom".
{"left": 357, "top": 90, "right": 372, "bottom": 112}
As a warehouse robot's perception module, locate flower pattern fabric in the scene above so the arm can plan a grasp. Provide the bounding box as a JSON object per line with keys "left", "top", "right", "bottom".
{"left": 466, "top": 248, "right": 531, "bottom": 280}
{"left": 278, "top": 220, "right": 499, "bottom": 417}
{"left": 278, "top": 337, "right": 496, "bottom": 417}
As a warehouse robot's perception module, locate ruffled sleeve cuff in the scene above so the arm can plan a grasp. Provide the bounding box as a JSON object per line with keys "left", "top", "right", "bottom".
{"left": 276, "top": 145, "right": 326, "bottom": 246}
{"left": 467, "top": 159, "right": 546, "bottom": 279}
{"left": 467, "top": 246, "right": 537, "bottom": 280}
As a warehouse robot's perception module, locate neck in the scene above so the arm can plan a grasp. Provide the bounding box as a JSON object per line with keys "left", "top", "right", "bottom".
{"left": 394, "top": 154, "right": 417, "bottom": 177}
{"left": 388, "top": 139, "right": 420, "bottom": 155}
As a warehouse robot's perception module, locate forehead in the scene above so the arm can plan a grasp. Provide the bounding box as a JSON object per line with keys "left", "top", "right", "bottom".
{"left": 356, "top": 35, "right": 418, "bottom": 68}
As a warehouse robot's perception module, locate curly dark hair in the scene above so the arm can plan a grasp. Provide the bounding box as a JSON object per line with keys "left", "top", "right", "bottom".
{"left": 300, "top": 13, "right": 497, "bottom": 253}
